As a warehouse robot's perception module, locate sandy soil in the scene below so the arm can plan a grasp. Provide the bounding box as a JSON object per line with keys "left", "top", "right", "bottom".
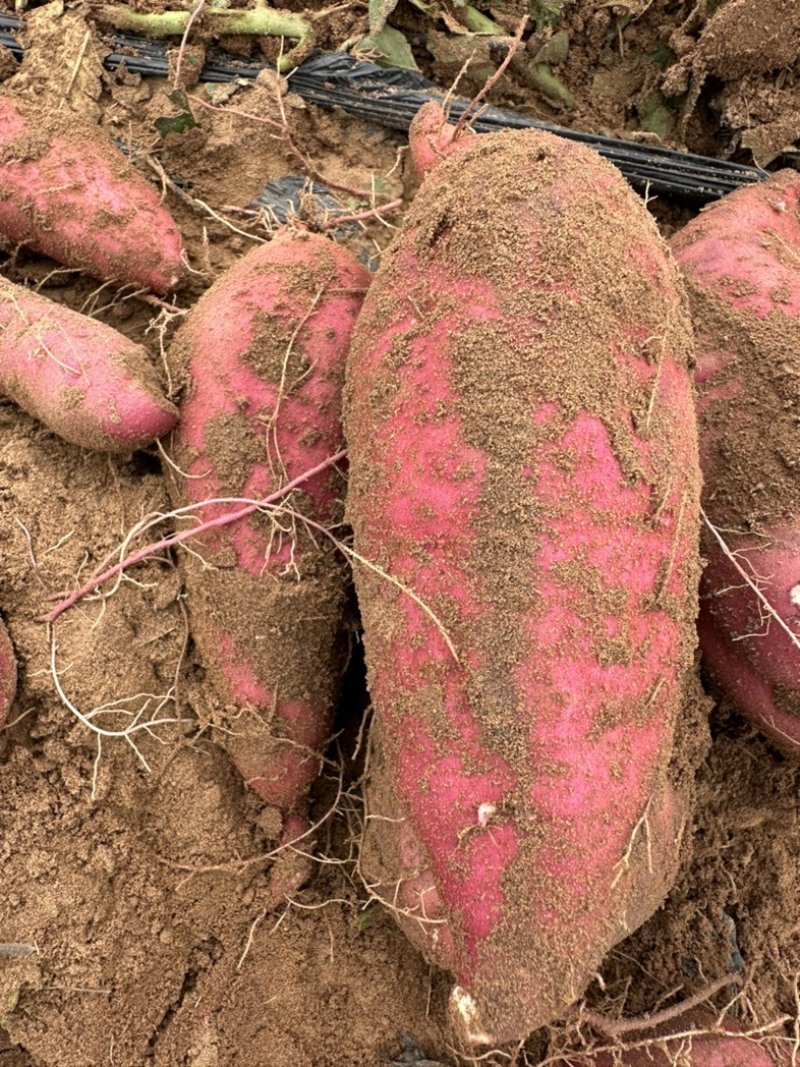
{"left": 0, "top": 1, "right": 799, "bottom": 1065}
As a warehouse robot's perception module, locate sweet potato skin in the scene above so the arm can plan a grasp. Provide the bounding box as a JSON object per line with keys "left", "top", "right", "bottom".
{"left": 0, "top": 276, "right": 177, "bottom": 452}
{"left": 670, "top": 170, "right": 800, "bottom": 752}
{"left": 345, "top": 130, "right": 701, "bottom": 1044}
{"left": 578, "top": 1014, "right": 786, "bottom": 1067}
{"left": 167, "top": 231, "right": 370, "bottom": 811}
{"left": 0, "top": 618, "right": 15, "bottom": 728}
{"left": 408, "top": 102, "right": 473, "bottom": 180}
{"left": 0, "top": 95, "right": 185, "bottom": 295}
{"left": 594, "top": 1038, "right": 781, "bottom": 1067}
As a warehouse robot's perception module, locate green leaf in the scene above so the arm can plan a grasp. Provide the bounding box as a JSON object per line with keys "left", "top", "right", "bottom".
{"left": 368, "top": 0, "right": 400, "bottom": 34}
{"left": 357, "top": 26, "right": 420, "bottom": 71}
{"left": 463, "top": 6, "right": 505, "bottom": 33}
{"left": 155, "top": 112, "right": 198, "bottom": 137}
{"left": 529, "top": 0, "right": 563, "bottom": 30}
{"left": 649, "top": 42, "right": 676, "bottom": 70}
{"left": 636, "top": 90, "right": 676, "bottom": 140}
{"left": 530, "top": 29, "right": 570, "bottom": 65}
{"left": 355, "top": 904, "right": 379, "bottom": 932}
{"left": 155, "top": 89, "right": 198, "bottom": 138}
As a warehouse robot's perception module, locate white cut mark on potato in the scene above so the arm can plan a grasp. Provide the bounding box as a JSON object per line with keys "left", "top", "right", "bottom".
{"left": 449, "top": 986, "right": 493, "bottom": 1046}
{"left": 790, "top": 584, "right": 800, "bottom": 607}
{"left": 477, "top": 802, "right": 496, "bottom": 827}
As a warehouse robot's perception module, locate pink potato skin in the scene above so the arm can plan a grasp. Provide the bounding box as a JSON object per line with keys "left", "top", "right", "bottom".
{"left": 592, "top": 1040, "right": 779, "bottom": 1067}
{"left": 579, "top": 1016, "right": 785, "bottom": 1067}
{"left": 345, "top": 130, "right": 701, "bottom": 1044}
{"left": 167, "top": 231, "right": 370, "bottom": 811}
{"left": 0, "top": 95, "right": 185, "bottom": 295}
{"left": 408, "top": 102, "right": 474, "bottom": 180}
{"left": 0, "top": 618, "right": 16, "bottom": 728}
{"left": 0, "top": 276, "right": 177, "bottom": 451}
{"left": 671, "top": 170, "right": 800, "bottom": 753}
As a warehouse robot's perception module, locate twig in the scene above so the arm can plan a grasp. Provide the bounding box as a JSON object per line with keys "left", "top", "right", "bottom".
{"left": 65, "top": 29, "right": 92, "bottom": 100}
{"left": 173, "top": 0, "right": 205, "bottom": 89}
{"left": 15, "top": 518, "right": 47, "bottom": 589}
{"left": 453, "top": 13, "right": 528, "bottom": 139}
{"left": 584, "top": 974, "right": 743, "bottom": 1038}
{"left": 43, "top": 450, "right": 347, "bottom": 622}
{"left": 190, "top": 96, "right": 388, "bottom": 202}
{"left": 192, "top": 197, "right": 266, "bottom": 242}
{"left": 0, "top": 943, "right": 39, "bottom": 957}
{"left": 321, "top": 198, "right": 403, "bottom": 229}
{"left": 48, "top": 630, "right": 182, "bottom": 797}
{"left": 701, "top": 508, "right": 800, "bottom": 652}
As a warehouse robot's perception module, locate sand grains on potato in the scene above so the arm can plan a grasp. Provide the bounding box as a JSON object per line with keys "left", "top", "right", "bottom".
{"left": 345, "top": 126, "right": 702, "bottom": 1045}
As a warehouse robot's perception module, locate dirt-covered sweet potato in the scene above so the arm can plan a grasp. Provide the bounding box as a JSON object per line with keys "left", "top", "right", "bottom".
{"left": 578, "top": 1012, "right": 786, "bottom": 1067}
{"left": 0, "top": 95, "right": 185, "bottom": 294}
{"left": 166, "top": 230, "right": 370, "bottom": 814}
{"left": 0, "top": 617, "right": 15, "bottom": 728}
{"left": 586, "top": 1035, "right": 781, "bottom": 1067}
{"left": 0, "top": 275, "right": 177, "bottom": 452}
{"left": 345, "top": 130, "right": 701, "bottom": 1045}
{"left": 671, "top": 170, "right": 800, "bottom": 753}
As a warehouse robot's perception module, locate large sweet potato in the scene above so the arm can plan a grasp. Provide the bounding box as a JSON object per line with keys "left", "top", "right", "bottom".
{"left": 670, "top": 170, "right": 800, "bottom": 753}
{"left": 0, "top": 95, "right": 185, "bottom": 295}
{"left": 167, "top": 231, "right": 370, "bottom": 814}
{"left": 0, "top": 275, "right": 177, "bottom": 452}
{"left": 345, "top": 130, "right": 701, "bottom": 1044}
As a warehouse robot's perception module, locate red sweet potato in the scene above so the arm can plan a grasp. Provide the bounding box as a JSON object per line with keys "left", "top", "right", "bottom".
{"left": 166, "top": 230, "right": 370, "bottom": 814}
{"left": 0, "top": 95, "right": 185, "bottom": 295}
{"left": 345, "top": 131, "right": 701, "bottom": 1044}
{"left": 0, "top": 618, "right": 15, "bottom": 728}
{"left": 587, "top": 1036, "right": 781, "bottom": 1067}
{"left": 670, "top": 170, "right": 800, "bottom": 753}
{"left": 577, "top": 1013, "right": 786, "bottom": 1067}
{"left": 0, "top": 275, "right": 177, "bottom": 452}
{"left": 408, "top": 102, "right": 473, "bottom": 181}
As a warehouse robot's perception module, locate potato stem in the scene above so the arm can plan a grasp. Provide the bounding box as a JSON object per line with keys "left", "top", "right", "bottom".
{"left": 98, "top": 5, "right": 314, "bottom": 71}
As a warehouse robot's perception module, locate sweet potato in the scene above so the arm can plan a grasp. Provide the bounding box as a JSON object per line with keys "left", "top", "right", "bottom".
{"left": 0, "top": 95, "right": 185, "bottom": 294}
{"left": 587, "top": 1036, "right": 781, "bottom": 1067}
{"left": 0, "top": 275, "right": 177, "bottom": 452}
{"left": 166, "top": 230, "right": 370, "bottom": 813}
{"left": 578, "top": 1013, "right": 786, "bottom": 1067}
{"left": 0, "top": 618, "right": 15, "bottom": 728}
{"left": 670, "top": 170, "right": 800, "bottom": 752}
{"left": 345, "top": 130, "right": 701, "bottom": 1044}
{"left": 408, "top": 102, "right": 473, "bottom": 181}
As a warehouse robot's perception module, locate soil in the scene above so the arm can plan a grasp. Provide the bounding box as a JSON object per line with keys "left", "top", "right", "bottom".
{"left": 0, "top": 1, "right": 799, "bottom": 1065}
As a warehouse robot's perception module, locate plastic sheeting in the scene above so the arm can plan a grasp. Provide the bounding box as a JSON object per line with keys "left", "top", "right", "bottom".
{"left": 0, "top": 13, "right": 766, "bottom": 202}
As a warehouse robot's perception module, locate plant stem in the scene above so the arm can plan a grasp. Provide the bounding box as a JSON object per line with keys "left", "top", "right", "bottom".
{"left": 98, "top": 5, "right": 314, "bottom": 71}
{"left": 44, "top": 449, "right": 346, "bottom": 623}
{"left": 463, "top": 7, "right": 505, "bottom": 34}
{"left": 584, "top": 974, "right": 743, "bottom": 1039}
{"left": 512, "top": 58, "right": 575, "bottom": 108}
